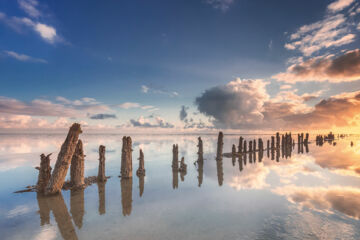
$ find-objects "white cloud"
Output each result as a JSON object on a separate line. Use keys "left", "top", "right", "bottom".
{"left": 129, "top": 116, "right": 174, "bottom": 128}
{"left": 3, "top": 50, "right": 47, "bottom": 63}
{"left": 141, "top": 85, "right": 179, "bottom": 97}
{"left": 205, "top": 0, "right": 234, "bottom": 12}
{"left": 34, "top": 23, "right": 57, "bottom": 43}
{"left": 285, "top": 14, "right": 356, "bottom": 56}
{"left": 18, "top": 0, "right": 41, "bottom": 18}
{"left": 327, "top": 0, "right": 355, "bottom": 13}
{"left": 141, "top": 85, "right": 149, "bottom": 93}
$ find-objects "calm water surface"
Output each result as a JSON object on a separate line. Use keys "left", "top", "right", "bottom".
{"left": 1, "top": 134, "right": 360, "bottom": 240}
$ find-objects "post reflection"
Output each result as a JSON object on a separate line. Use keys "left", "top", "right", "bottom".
{"left": 70, "top": 188, "right": 85, "bottom": 229}
{"left": 97, "top": 181, "right": 106, "bottom": 215}
{"left": 121, "top": 178, "right": 133, "bottom": 216}
{"left": 216, "top": 159, "right": 224, "bottom": 186}
{"left": 138, "top": 175, "right": 145, "bottom": 197}
{"left": 36, "top": 193, "right": 50, "bottom": 226}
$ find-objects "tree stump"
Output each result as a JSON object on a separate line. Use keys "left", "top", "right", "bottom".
{"left": 36, "top": 153, "right": 52, "bottom": 193}
{"left": 121, "top": 136, "right": 133, "bottom": 178}
{"left": 70, "top": 140, "right": 85, "bottom": 188}
{"left": 46, "top": 123, "right": 82, "bottom": 195}
{"left": 98, "top": 145, "right": 106, "bottom": 182}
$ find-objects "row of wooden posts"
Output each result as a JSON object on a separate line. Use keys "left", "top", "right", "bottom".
{"left": 35, "top": 123, "right": 311, "bottom": 195}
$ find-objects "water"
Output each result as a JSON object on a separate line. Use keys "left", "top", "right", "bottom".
{"left": 1, "top": 134, "right": 360, "bottom": 240}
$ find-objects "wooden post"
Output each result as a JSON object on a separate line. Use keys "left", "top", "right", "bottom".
{"left": 244, "top": 140, "right": 247, "bottom": 153}
{"left": 253, "top": 139, "right": 256, "bottom": 152}
{"left": 46, "top": 123, "right": 82, "bottom": 195}
{"left": 216, "top": 131, "right": 223, "bottom": 160}
{"left": 271, "top": 136, "right": 275, "bottom": 149}
{"left": 249, "top": 140, "right": 253, "bottom": 153}
{"left": 238, "top": 137, "right": 243, "bottom": 153}
{"left": 121, "top": 136, "right": 132, "bottom": 178}
{"left": 136, "top": 149, "right": 145, "bottom": 176}
{"left": 172, "top": 144, "right": 179, "bottom": 170}
{"left": 98, "top": 145, "right": 106, "bottom": 182}
{"left": 36, "top": 153, "right": 52, "bottom": 193}
{"left": 70, "top": 140, "right": 85, "bottom": 188}
{"left": 276, "top": 132, "right": 280, "bottom": 149}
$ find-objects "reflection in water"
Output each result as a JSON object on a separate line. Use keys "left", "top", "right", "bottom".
{"left": 121, "top": 178, "right": 133, "bottom": 216}
{"left": 138, "top": 175, "right": 145, "bottom": 197}
{"left": 172, "top": 168, "right": 179, "bottom": 189}
{"left": 45, "top": 193, "right": 78, "bottom": 240}
{"left": 238, "top": 156, "right": 243, "bottom": 172}
{"left": 70, "top": 188, "right": 85, "bottom": 229}
{"left": 97, "top": 181, "right": 106, "bottom": 215}
{"left": 216, "top": 159, "right": 224, "bottom": 186}
{"left": 36, "top": 193, "right": 50, "bottom": 226}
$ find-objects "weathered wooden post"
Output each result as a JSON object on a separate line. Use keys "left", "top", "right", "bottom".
{"left": 232, "top": 144, "right": 236, "bottom": 166}
{"left": 197, "top": 137, "right": 204, "bottom": 162}
{"left": 304, "top": 133, "right": 309, "bottom": 144}
{"left": 36, "top": 153, "right": 52, "bottom": 193}
{"left": 238, "top": 136, "right": 243, "bottom": 153}
{"left": 244, "top": 140, "right": 247, "bottom": 153}
{"left": 136, "top": 149, "right": 145, "bottom": 176}
{"left": 271, "top": 136, "right": 275, "bottom": 149}
{"left": 249, "top": 140, "right": 253, "bottom": 153}
{"left": 172, "top": 144, "right": 179, "bottom": 170}
{"left": 98, "top": 145, "right": 106, "bottom": 182}
{"left": 70, "top": 140, "right": 85, "bottom": 188}
{"left": 46, "top": 123, "right": 82, "bottom": 195}
{"left": 276, "top": 132, "right": 280, "bottom": 149}
{"left": 253, "top": 139, "right": 256, "bottom": 152}
{"left": 121, "top": 136, "right": 133, "bottom": 178}
{"left": 216, "top": 131, "right": 224, "bottom": 160}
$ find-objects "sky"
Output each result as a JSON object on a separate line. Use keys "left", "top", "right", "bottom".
{"left": 0, "top": 0, "right": 360, "bottom": 133}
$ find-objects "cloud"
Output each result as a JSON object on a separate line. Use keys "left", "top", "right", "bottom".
{"left": 141, "top": 85, "right": 179, "bottom": 97}
{"left": 129, "top": 116, "right": 174, "bottom": 128}
{"left": 89, "top": 113, "right": 117, "bottom": 120}
{"left": 195, "top": 78, "right": 269, "bottom": 129}
{"left": 327, "top": 0, "right": 355, "bottom": 12}
{"left": 205, "top": 0, "right": 234, "bottom": 12}
{"left": 285, "top": 13, "right": 356, "bottom": 56}
{"left": 3, "top": 50, "right": 47, "bottom": 63}
{"left": 116, "top": 102, "right": 157, "bottom": 111}
{"left": 274, "top": 185, "right": 360, "bottom": 220}
{"left": 179, "top": 105, "right": 188, "bottom": 121}
{"left": 0, "top": 96, "right": 110, "bottom": 117}
{"left": 273, "top": 49, "right": 360, "bottom": 83}
{"left": 18, "top": 0, "right": 41, "bottom": 18}
{"left": 195, "top": 78, "right": 360, "bottom": 130}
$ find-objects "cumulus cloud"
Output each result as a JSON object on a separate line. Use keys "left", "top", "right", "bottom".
{"left": 195, "top": 78, "right": 269, "bottom": 129}
{"left": 129, "top": 116, "right": 174, "bottom": 128}
{"left": 285, "top": 13, "right": 356, "bottom": 56}
{"left": 3, "top": 50, "right": 47, "bottom": 63}
{"left": 89, "top": 113, "right": 117, "bottom": 120}
{"left": 273, "top": 49, "right": 360, "bottom": 83}
{"left": 205, "top": 0, "right": 234, "bottom": 12}
{"left": 195, "top": 78, "right": 360, "bottom": 130}
{"left": 274, "top": 185, "right": 360, "bottom": 219}
{"left": 327, "top": 0, "right": 355, "bottom": 12}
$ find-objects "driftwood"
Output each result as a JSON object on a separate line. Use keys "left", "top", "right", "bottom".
{"left": 121, "top": 136, "right": 133, "bottom": 178}
{"left": 46, "top": 123, "right": 82, "bottom": 195}
{"left": 36, "top": 153, "right": 52, "bottom": 193}
{"left": 98, "top": 145, "right": 106, "bottom": 182}
{"left": 70, "top": 140, "right": 85, "bottom": 188}
{"left": 136, "top": 149, "right": 145, "bottom": 176}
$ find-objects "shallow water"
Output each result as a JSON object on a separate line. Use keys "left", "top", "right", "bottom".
{"left": 1, "top": 133, "right": 360, "bottom": 240}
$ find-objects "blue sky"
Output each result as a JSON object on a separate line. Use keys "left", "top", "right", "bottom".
{"left": 0, "top": 0, "right": 360, "bottom": 132}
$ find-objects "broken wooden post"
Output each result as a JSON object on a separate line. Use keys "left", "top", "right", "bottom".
{"left": 276, "top": 132, "right": 280, "bottom": 149}
{"left": 36, "top": 153, "right": 52, "bottom": 193}
{"left": 271, "top": 136, "right": 275, "bottom": 149}
{"left": 238, "top": 136, "right": 243, "bottom": 153}
{"left": 98, "top": 145, "right": 106, "bottom": 182}
{"left": 70, "top": 140, "right": 85, "bottom": 188}
{"left": 304, "top": 133, "right": 309, "bottom": 144}
{"left": 46, "top": 123, "right": 82, "bottom": 195}
{"left": 172, "top": 144, "right": 179, "bottom": 170}
{"left": 121, "top": 136, "right": 133, "bottom": 178}
{"left": 197, "top": 137, "right": 203, "bottom": 162}
{"left": 136, "top": 149, "right": 145, "bottom": 176}
{"left": 244, "top": 140, "right": 247, "bottom": 153}
{"left": 216, "top": 131, "right": 223, "bottom": 160}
